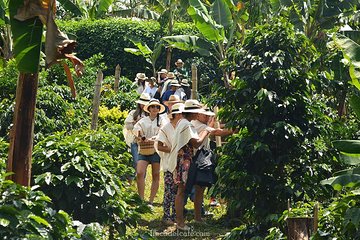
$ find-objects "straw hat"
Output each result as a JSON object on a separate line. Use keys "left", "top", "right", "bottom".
{"left": 164, "top": 95, "right": 183, "bottom": 106}
{"left": 175, "top": 59, "right": 184, "bottom": 66}
{"left": 146, "top": 76, "right": 156, "bottom": 82}
{"left": 143, "top": 99, "right": 166, "bottom": 114}
{"left": 136, "top": 73, "right": 147, "bottom": 81}
{"left": 169, "top": 79, "right": 181, "bottom": 87}
{"left": 180, "top": 79, "right": 190, "bottom": 87}
{"left": 182, "top": 99, "right": 205, "bottom": 113}
{"left": 201, "top": 106, "right": 215, "bottom": 116}
{"left": 167, "top": 72, "right": 176, "bottom": 79}
{"left": 158, "top": 69, "right": 168, "bottom": 74}
{"left": 170, "top": 103, "right": 184, "bottom": 114}
{"left": 135, "top": 92, "right": 151, "bottom": 105}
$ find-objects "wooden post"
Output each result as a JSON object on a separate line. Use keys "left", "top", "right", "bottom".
{"left": 114, "top": 64, "right": 121, "bottom": 93}
{"left": 313, "top": 202, "right": 318, "bottom": 232}
{"left": 214, "top": 106, "right": 222, "bottom": 147}
{"left": 191, "top": 63, "right": 198, "bottom": 99}
{"left": 91, "top": 70, "right": 103, "bottom": 130}
{"left": 287, "top": 217, "right": 314, "bottom": 240}
{"left": 7, "top": 73, "right": 39, "bottom": 186}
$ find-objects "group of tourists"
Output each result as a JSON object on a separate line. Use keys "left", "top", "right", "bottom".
{"left": 123, "top": 59, "right": 232, "bottom": 231}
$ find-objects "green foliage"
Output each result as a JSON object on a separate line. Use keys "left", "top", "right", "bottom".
{"left": 32, "top": 130, "right": 146, "bottom": 236}
{"left": 0, "top": 138, "right": 8, "bottom": 173}
{"left": 210, "top": 17, "right": 342, "bottom": 229}
{"left": 98, "top": 106, "right": 128, "bottom": 125}
{"left": 58, "top": 18, "right": 199, "bottom": 76}
{"left": 0, "top": 59, "right": 18, "bottom": 99}
{"left": 0, "top": 173, "right": 81, "bottom": 239}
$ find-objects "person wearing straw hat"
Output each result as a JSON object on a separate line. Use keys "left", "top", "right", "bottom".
{"left": 155, "top": 102, "right": 184, "bottom": 225}
{"left": 167, "top": 99, "right": 211, "bottom": 231}
{"left": 157, "top": 68, "right": 168, "bottom": 84}
{"left": 160, "top": 72, "right": 177, "bottom": 97}
{"left": 179, "top": 79, "right": 191, "bottom": 100}
{"left": 143, "top": 77, "right": 158, "bottom": 98}
{"left": 163, "top": 94, "right": 183, "bottom": 113}
{"left": 124, "top": 93, "right": 151, "bottom": 180}
{"left": 161, "top": 79, "right": 182, "bottom": 105}
{"left": 133, "top": 99, "right": 166, "bottom": 206}
{"left": 173, "top": 59, "right": 189, "bottom": 81}
{"left": 133, "top": 73, "right": 148, "bottom": 95}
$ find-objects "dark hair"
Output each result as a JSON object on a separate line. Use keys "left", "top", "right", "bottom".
{"left": 133, "top": 104, "right": 143, "bottom": 121}
{"left": 156, "top": 114, "right": 160, "bottom": 127}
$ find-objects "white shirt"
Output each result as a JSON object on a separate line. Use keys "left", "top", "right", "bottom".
{"left": 133, "top": 116, "right": 166, "bottom": 139}
{"left": 155, "top": 122, "right": 175, "bottom": 171}
{"left": 123, "top": 110, "right": 147, "bottom": 146}
{"left": 143, "top": 85, "right": 158, "bottom": 98}
{"left": 191, "top": 120, "right": 214, "bottom": 150}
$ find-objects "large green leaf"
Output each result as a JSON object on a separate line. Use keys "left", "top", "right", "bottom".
{"left": 321, "top": 174, "right": 360, "bottom": 190}
{"left": 162, "top": 35, "right": 212, "bottom": 56}
{"left": 333, "top": 140, "right": 360, "bottom": 154}
{"left": 333, "top": 34, "right": 360, "bottom": 91}
{"left": 96, "top": 0, "right": 115, "bottom": 18}
{"left": 57, "top": 0, "right": 82, "bottom": 17}
{"left": 212, "top": 0, "right": 232, "bottom": 28}
{"left": 9, "top": 0, "right": 43, "bottom": 73}
{"left": 349, "top": 94, "right": 360, "bottom": 120}
{"left": 187, "top": 0, "right": 225, "bottom": 42}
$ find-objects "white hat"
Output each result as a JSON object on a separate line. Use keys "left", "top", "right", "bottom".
{"left": 135, "top": 92, "right": 151, "bottom": 105}
{"left": 167, "top": 72, "right": 176, "bottom": 79}
{"left": 175, "top": 59, "right": 184, "bottom": 65}
{"left": 164, "top": 95, "right": 183, "bottom": 106}
{"left": 180, "top": 79, "right": 190, "bottom": 87}
{"left": 170, "top": 103, "right": 184, "bottom": 114}
{"left": 136, "top": 73, "right": 147, "bottom": 80}
{"left": 158, "top": 69, "right": 168, "bottom": 74}
{"left": 182, "top": 99, "right": 206, "bottom": 113}
{"left": 201, "top": 106, "right": 215, "bottom": 116}
{"left": 170, "top": 79, "right": 181, "bottom": 87}
{"left": 143, "top": 99, "right": 166, "bottom": 114}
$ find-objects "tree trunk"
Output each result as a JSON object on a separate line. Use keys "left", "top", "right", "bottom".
{"left": 114, "top": 64, "right": 121, "bottom": 93}
{"left": 287, "top": 217, "right": 314, "bottom": 240}
{"left": 191, "top": 63, "right": 198, "bottom": 99}
{"left": 7, "top": 73, "right": 39, "bottom": 186}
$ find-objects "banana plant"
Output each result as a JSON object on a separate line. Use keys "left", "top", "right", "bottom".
{"left": 162, "top": 0, "right": 248, "bottom": 87}
{"left": 7, "top": 0, "right": 83, "bottom": 186}
{"left": 57, "top": 0, "right": 115, "bottom": 19}
{"left": 124, "top": 37, "right": 163, "bottom": 76}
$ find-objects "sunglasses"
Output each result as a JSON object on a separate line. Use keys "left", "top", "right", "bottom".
{"left": 149, "top": 105, "right": 160, "bottom": 109}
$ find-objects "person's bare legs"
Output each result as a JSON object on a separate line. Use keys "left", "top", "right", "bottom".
{"left": 194, "top": 185, "right": 206, "bottom": 221}
{"left": 149, "top": 162, "right": 160, "bottom": 204}
{"left": 136, "top": 160, "right": 149, "bottom": 200}
{"left": 175, "top": 183, "right": 185, "bottom": 227}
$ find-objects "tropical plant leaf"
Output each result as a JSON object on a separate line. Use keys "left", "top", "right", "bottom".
{"left": 187, "top": 0, "right": 225, "bottom": 42}
{"left": 321, "top": 174, "right": 360, "bottom": 190}
{"left": 96, "top": 0, "right": 115, "bottom": 18}
{"left": 349, "top": 94, "right": 360, "bottom": 120}
{"left": 212, "top": 0, "right": 232, "bottom": 28}
{"left": 57, "top": 0, "right": 82, "bottom": 17}
{"left": 333, "top": 140, "right": 360, "bottom": 154}
{"left": 163, "top": 35, "right": 212, "bottom": 56}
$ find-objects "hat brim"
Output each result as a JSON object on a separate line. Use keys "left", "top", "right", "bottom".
{"left": 181, "top": 83, "right": 190, "bottom": 87}
{"left": 182, "top": 108, "right": 205, "bottom": 113}
{"left": 201, "top": 111, "right": 215, "bottom": 116}
{"left": 164, "top": 100, "right": 183, "bottom": 106}
{"left": 136, "top": 100, "right": 150, "bottom": 105}
{"left": 143, "top": 103, "right": 166, "bottom": 114}
{"left": 170, "top": 84, "right": 181, "bottom": 87}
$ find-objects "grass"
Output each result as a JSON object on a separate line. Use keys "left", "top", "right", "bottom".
{"left": 133, "top": 167, "right": 232, "bottom": 239}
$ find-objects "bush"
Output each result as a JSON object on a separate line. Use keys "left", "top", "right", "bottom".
{"left": 210, "top": 17, "right": 343, "bottom": 230}
{"left": 32, "top": 131, "right": 146, "bottom": 236}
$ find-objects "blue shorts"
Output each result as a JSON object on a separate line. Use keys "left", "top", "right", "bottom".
{"left": 138, "top": 153, "right": 161, "bottom": 164}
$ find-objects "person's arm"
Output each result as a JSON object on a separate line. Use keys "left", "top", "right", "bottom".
{"left": 157, "top": 141, "right": 171, "bottom": 153}
{"left": 189, "top": 129, "right": 210, "bottom": 148}
{"left": 210, "top": 128, "right": 233, "bottom": 137}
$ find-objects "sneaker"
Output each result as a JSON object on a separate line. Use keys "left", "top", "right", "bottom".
{"left": 148, "top": 203, "right": 154, "bottom": 211}
{"left": 176, "top": 224, "right": 190, "bottom": 231}
{"left": 209, "top": 198, "right": 220, "bottom": 207}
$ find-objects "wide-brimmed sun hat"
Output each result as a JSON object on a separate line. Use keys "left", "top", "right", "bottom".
{"left": 135, "top": 92, "right": 151, "bottom": 105}
{"left": 167, "top": 72, "right": 176, "bottom": 79}
{"left": 170, "top": 79, "right": 181, "bottom": 87}
{"left": 146, "top": 76, "right": 156, "bottom": 82}
{"left": 158, "top": 69, "right": 168, "bottom": 74}
{"left": 182, "top": 99, "right": 206, "bottom": 113}
{"left": 175, "top": 59, "right": 184, "bottom": 65}
{"left": 143, "top": 99, "right": 166, "bottom": 114}
{"left": 180, "top": 79, "right": 190, "bottom": 87}
{"left": 170, "top": 103, "right": 184, "bottom": 114}
{"left": 136, "top": 73, "right": 147, "bottom": 81}
{"left": 201, "top": 105, "right": 215, "bottom": 116}
{"left": 164, "top": 95, "right": 183, "bottom": 106}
